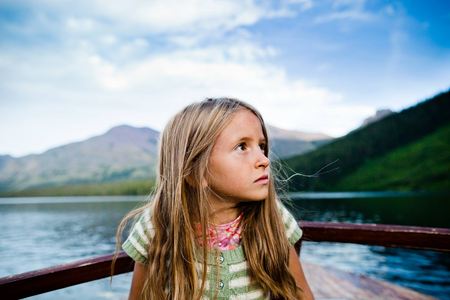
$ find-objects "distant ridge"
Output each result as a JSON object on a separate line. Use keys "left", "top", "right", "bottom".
{"left": 268, "top": 125, "right": 333, "bottom": 159}
{"left": 0, "top": 125, "right": 160, "bottom": 192}
{"left": 360, "top": 109, "right": 394, "bottom": 128}
{"left": 0, "top": 124, "right": 331, "bottom": 194}
{"left": 267, "top": 125, "right": 332, "bottom": 141}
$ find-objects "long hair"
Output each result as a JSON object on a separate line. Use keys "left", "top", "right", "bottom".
{"left": 114, "top": 98, "right": 300, "bottom": 299}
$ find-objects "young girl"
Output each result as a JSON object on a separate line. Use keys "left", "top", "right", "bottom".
{"left": 116, "top": 98, "right": 314, "bottom": 300}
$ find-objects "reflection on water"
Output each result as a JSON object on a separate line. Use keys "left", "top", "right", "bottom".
{"left": 0, "top": 194, "right": 448, "bottom": 299}
{"left": 289, "top": 191, "right": 450, "bottom": 228}
{"left": 287, "top": 192, "right": 450, "bottom": 299}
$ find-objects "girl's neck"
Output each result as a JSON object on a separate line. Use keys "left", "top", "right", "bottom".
{"left": 209, "top": 205, "right": 240, "bottom": 225}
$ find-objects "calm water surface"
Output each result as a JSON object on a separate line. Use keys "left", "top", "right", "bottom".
{"left": 0, "top": 193, "right": 448, "bottom": 299}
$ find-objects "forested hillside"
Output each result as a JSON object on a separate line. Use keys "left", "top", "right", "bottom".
{"left": 333, "top": 123, "right": 450, "bottom": 191}
{"left": 284, "top": 90, "right": 450, "bottom": 191}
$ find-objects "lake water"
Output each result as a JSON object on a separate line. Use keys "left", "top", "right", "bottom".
{"left": 0, "top": 193, "right": 449, "bottom": 299}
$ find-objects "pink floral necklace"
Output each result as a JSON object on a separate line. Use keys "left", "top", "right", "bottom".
{"left": 196, "top": 213, "right": 243, "bottom": 251}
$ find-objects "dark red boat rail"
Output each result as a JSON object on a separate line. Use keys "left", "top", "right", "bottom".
{"left": 1, "top": 221, "right": 449, "bottom": 299}
{"left": 297, "top": 221, "right": 450, "bottom": 252}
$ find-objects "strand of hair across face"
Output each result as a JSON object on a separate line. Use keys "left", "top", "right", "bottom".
{"left": 278, "top": 159, "right": 340, "bottom": 182}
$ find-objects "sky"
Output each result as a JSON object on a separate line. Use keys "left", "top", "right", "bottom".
{"left": 1, "top": 0, "right": 449, "bottom": 157}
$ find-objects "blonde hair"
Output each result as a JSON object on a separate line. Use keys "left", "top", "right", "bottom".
{"left": 114, "top": 98, "right": 300, "bottom": 299}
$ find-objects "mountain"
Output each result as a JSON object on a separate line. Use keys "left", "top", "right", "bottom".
{"left": 0, "top": 124, "right": 331, "bottom": 194}
{"left": 268, "top": 125, "right": 333, "bottom": 159}
{"left": 268, "top": 125, "right": 331, "bottom": 141}
{"left": 0, "top": 125, "right": 159, "bottom": 192}
{"left": 360, "top": 109, "right": 394, "bottom": 127}
{"left": 284, "top": 90, "right": 450, "bottom": 191}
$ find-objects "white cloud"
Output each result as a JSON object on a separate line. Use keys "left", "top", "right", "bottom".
{"left": 314, "top": 0, "right": 375, "bottom": 24}
{"left": 91, "top": 0, "right": 312, "bottom": 32}
{"left": 314, "top": 10, "right": 374, "bottom": 23}
{"left": 65, "top": 17, "right": 97, "bottom": 32}
{"left": 0, "top": 0, "right": 377, "bottom": 156}
{"left": 15, "top": 0, "right": 311, "bottom": 39}
{"left": 0, "top": 35, "right": 372, "bottom": 156}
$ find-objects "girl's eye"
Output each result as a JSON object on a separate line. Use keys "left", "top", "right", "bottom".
{"left": 259, "top": 143, "right": 266, "bottom": 151}
{"left": 237, "top": 143, "right": 247, "bottom": 151}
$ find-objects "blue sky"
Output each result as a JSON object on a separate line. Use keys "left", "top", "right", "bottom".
{"left": 1, "top": 0, "right": 449, "bottom": 157}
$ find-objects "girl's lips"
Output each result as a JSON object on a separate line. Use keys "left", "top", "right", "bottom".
{"left": 255, "top": 175, "right": 269, "bottom": 183}
{"left": 255, "top": 178, "right": 269, "bottom": 184}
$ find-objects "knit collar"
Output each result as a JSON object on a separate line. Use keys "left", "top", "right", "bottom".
{"left": 196, "top": 212, "right": 243, "bottom": 251}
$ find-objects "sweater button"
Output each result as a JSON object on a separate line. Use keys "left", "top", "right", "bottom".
{"left": 218, "top": 280, "right": 224, "bottom": 289}
{"left": 218, "top": 253, "right": 224, "bottom": 264}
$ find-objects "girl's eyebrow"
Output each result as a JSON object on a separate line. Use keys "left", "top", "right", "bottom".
{"left": 235, "top": 136, "right": 266, "bottom": 143}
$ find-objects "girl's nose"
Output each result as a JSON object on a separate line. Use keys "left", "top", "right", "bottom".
{"left": 256, "top": 152, "right": 270, "bottom": 168}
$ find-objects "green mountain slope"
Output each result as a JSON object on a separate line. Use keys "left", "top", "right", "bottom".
{"left": 283, "top": 90, "right": 450, "bottom": 191}
{"left": 333, "top": 123, "right": 450, "bottom": 191}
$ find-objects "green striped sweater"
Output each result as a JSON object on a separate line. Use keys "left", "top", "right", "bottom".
{"left": 122, "top": 202, "right": 303, "bottom": 299}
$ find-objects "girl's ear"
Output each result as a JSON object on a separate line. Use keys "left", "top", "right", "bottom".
{"left": 201, "top": 178, "right": 208, "bottom": 188}
{"left": 185, "top": 174, "right": 195, "bottom": 187}
{"left": 185, "top": 174, "right": 208, "bottom": 189}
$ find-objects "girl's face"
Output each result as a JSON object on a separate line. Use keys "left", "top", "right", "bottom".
{"left": 206, "top": 108, "right": 270, "bottom": 205}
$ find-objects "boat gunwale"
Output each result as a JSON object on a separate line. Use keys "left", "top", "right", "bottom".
{"left": 1, "top": 221, "right": 449, "bottom": 299}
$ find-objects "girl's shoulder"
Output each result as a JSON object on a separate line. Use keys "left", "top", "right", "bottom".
{"left": 276, "top": 200, "right": 303, "bottom": 245}
{"left": 122, "top": 205, "right": 155, "bottom": 264}
{"left": 138, "top": 206, "right": 154, "bottom": 232}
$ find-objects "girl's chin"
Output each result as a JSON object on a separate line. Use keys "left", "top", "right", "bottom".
{"left": 241, "top": 195, "right": 268, "bottom": 202}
